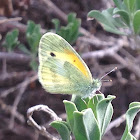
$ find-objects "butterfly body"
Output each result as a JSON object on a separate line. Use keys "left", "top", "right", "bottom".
{"left": 38, "top": 32, "right": 101, "bottom": 98}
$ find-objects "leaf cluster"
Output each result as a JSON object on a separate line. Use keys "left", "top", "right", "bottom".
{"left": 88, "top": 0, "right": 140, "bottom": 35}
{"left": 19, "top": 21, "right": 41, "bottom": 70}
{"left": 51, "top": 94, "right": 140, "bottom": 140}
{"left": 3, "top": 29, "right": 20, "bottom": 52}
{"left": 3, "top": 20, "right": 41, "bottom": 70}
{"left": 52, "top": 13, "right": 81, "bottom": 45}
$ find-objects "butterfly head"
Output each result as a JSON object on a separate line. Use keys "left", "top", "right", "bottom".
{"left": 92, "top": 79, "right": 102, "bottom": 91}
{"left": 88, "top": 67, "right": 117, "bottom": 98}
{"left": 82, "top": 79, "right": 101, "bottom": 98}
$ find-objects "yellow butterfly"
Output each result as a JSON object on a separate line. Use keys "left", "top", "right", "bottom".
{"left": 38, "top": 32, "right": 101, "bottom": 98}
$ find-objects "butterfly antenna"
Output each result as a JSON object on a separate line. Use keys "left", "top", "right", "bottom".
{"left": 99, "top": 67, "right": 117, "bottom": 81}
{"left": 97, "top": 90, "right": 103, "bottom": 94}
{"left": 101, "top": 79, "right": 112, "bottom": 82}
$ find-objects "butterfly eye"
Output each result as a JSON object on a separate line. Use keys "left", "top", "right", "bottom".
{"left": 50, "top": 52, "right": 56, "bottom": 57}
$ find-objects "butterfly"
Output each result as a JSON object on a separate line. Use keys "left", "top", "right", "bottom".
{"left": 38, "top": 32, "right": 102, "bottom": 98}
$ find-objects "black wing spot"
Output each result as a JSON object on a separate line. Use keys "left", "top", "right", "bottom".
{"left": 50, "top": 52, "right": 56, "bottom": 57}
{"left": 73, "top": 60, "right": 76, "bottom": 62}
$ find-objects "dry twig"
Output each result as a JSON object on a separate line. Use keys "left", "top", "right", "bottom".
{"left": 0, "top": 74, "right": 38, "bottom": 128}
{"left": 82, "top": 39, "right": 124, "bottom": 59}
{"left": 9, "top": 77, "right": 29, "bottom": 128}
{"left": 78, "top": 36, "right": 114, "bottom": 48}
{"left": 0, "top": 16, "right": 46, "bottom": 33}
{"left": 113, "top": 53, "right": 140, "bottom": 78}
{"left": 106, "top": 114, "right": 125, "bottom": 133}
{"left": 2, "top": 74, "right": 37, "bottom": 128}
{"left": 0, "top": 98, "right": 25, "bottom": 123}
{"left": 0, "top": 52, "right": 31, "bottom": 65}
{"left": 27, "top": 104, "right": 61, "bottom": 140}
{"left": 0, "top": 71, "right": 30, "bottom": 86}
{"left": 0, "top": 73, "right": 37, "bottom": 98}
{"left": 0, "top": 17, "right": 22, "bottom": 24}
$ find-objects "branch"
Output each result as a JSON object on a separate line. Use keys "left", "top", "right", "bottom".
{"left": 0, "top": 17, "right": 46, "bottom": 33}
{"left": 27, "top": 105, "right": 62, "bottom": 140}
{"left": 82, "top": 39, "right": 124, "bottom": 59}
{"left": 78, "top": 36, "right": 114, "bottom": 48}
{"left": 1, "top": 74, "right": 38, "bottom": 128}
{"left": 9, "top": 77, "right": 29, "bottom": 128}
{"left": 106, "top": 114, "right": 125, "bottom": 132}
{"left": 0, "top": 73, "right": 37, "bottom": 98}
{"left": 42, "top": 0, "right": 67, "bottom": 21}
{"left": 0, "top": 98, "right": 25, "bottom": 123}
{"left": 0, "top": 52, "right": 31, "bottom": 65}
{"left": 0, "top": 17, "right": 22, "bottom": 24}
{"left": 113, "top": 53, "right": 140, "bottom": 78}
{"left": 0, "top": 73, "right": 38, "bottom": 129}
{"left": 0, "top": 71, "right": 30, "bottom": 87}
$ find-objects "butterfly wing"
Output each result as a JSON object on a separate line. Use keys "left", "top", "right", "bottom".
{"left": 38, "top": 32, "right": 93, "bottom": 96}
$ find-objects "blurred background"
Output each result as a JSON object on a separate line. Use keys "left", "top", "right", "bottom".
{"left": 0, "top": 0, "right": 140, "bottom": 140}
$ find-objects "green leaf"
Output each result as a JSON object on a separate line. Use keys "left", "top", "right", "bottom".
{"left": 136, "top": 0, "right": 140, "bottom": 10}
{"left": 53, "top": 13, "right": 80, "bottom": 45}
{"left": 68, "top": 19, "right": 81, "bottom": 44}
{"left": 96, "top": 95, "right": 116, "bottom": 136}
{"left": 30, "top": 59, "right": 38, "bottom": 71}
{"left": 52, "top": 19, "right": 60, "bottom": 33}
{"left": 121, "top": 102, "right": 140, "bottom": 140}
{"left": 88, "top": 98, "right": 96, "bottom": 116}
{"left": 26, "top": 20, "right": 35, "bottom": 36}
{"left": 59, "top": 25, "right": 71, "bottom": 42}
{"left": 50, "top": 121, "right": 71, "bottom": 140}
{"left": 4, "top": 29, "right": 19, "bottom": 52}
{"left": 126, "top": 102, "right": 140, "bottom": 131}
{"left": 96, "top": 94, "right": 105, "bottom": 101}
{"left": 124, "top": 0, "right": 136, "bottom": 12}
{"left": 68, "top": 13, "right": 76, "bottom": 23}
{"left": 25, "top": 20, "right": 41, "bottom": 71}
{"left": 102, "top": 8, "right": 125, "bottom": 28}
{"left": 88, "top": 10, "right": 126, "bottom": 35}
{"left": 26, "top": 20, "right": 41, "bottom": 54}
{"left": 88, "top": 10, "right": 113, "bottom": 28}
{"left": 113, "top": 8, "right": 130, "bottom": 26}
{"left": 129, "top": 102, "right": 140, "bottom": 108}
{"left": 83, "top": 97, "right": 90, "bottom": 104}
{"left": 71, "top": 95, "right": 87, "bottom": 111}
{"left": 125, "top": 132, "right": 137, "bottom": 140}
{"left": 114, "top": 17, "right": 127, "bottom": 28}
{"left": 102, "top": 22, "right": 125, "bottom": 35}
{"left": 73, "top": 109, "right": 101, "bottom": 140}
{"left": 113, "top": 0, "right": 123, "bottom": 9}
{"left": 18, "top": 44, "right": 31, "bottom": 55}
{"left": 87, "top": 94, "right": 105, "bottom": 119}
{"left": 66, "top": 13, "right": 81, "bottom": 44}
{"left": 133, "top": 10, "right": 140, "bottom": 34}
{"left": 63, "top": 100, "right": 78, "bottom": 132}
